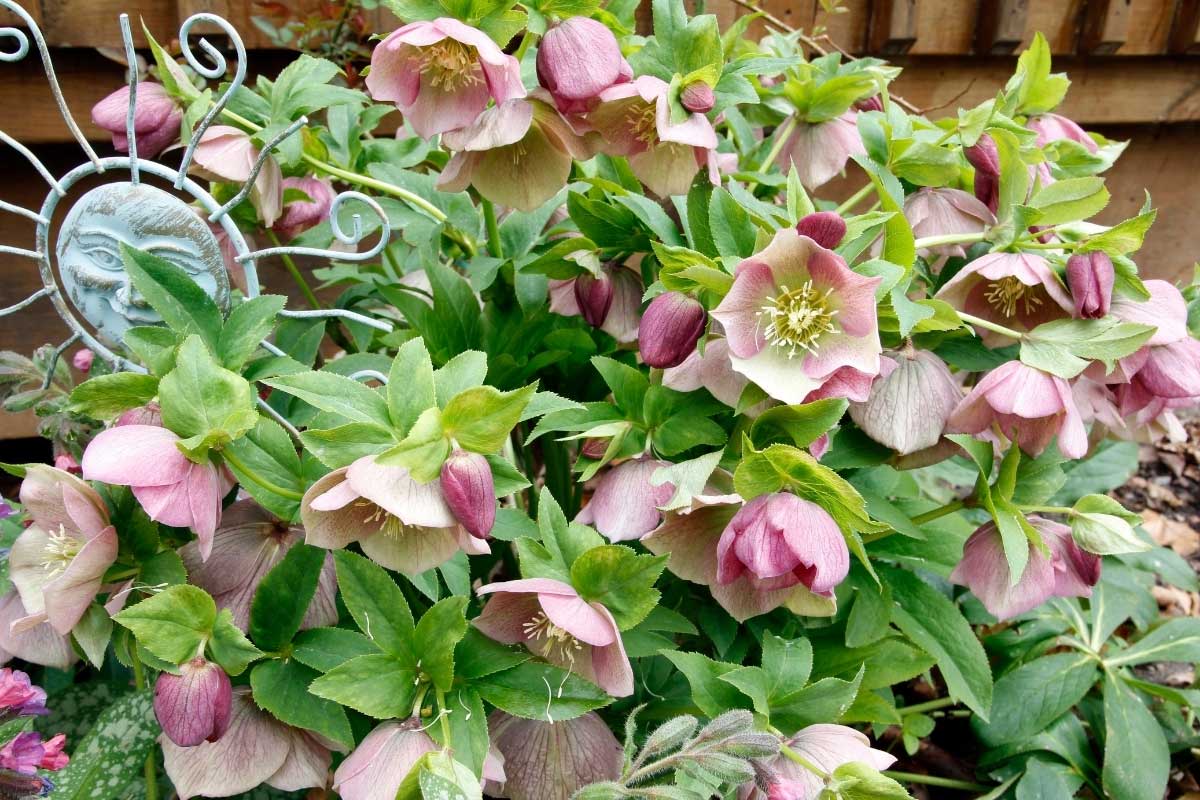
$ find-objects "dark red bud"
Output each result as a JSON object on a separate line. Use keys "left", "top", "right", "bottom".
{"left": 638, "top": 292, "right": 707, "bottom": 368}
{"left": 854, "top": 95, "right": 883, "bottom": 113}
{"left": 574, "top": 270, "right": 614, "bottom": 328}
{"left": 965, "top": 134, "right": 1000, "bottom": 178}
{"left": 1066, "top": 251, "right": 1115, "bottom": 319}
{"left": 580, "top": 438, "right": 609, "bottom": 460}
{"left": 795, "top": 211, "right": 847, "bottom": 250}
{"left": 440, "top": 450, "right": 496, "bottom": 539}
{"left": 680, "top": 82, "right": 715, "bottom": 114}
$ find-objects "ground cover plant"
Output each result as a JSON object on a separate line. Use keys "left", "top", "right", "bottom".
{"left": 0, "top": 0, "right": 1199, "bottom": 798}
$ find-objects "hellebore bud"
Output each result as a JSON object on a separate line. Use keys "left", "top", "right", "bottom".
{"left": 440, "top": 450, "right": 496, "bottom": 539}
{"left": 580, "top": 438, "right": 610, "bottom": 460}
{"left": 537, "top": 17, "right": 624, "bottom": 104}
{"left": 965, "top": 134, "right": 1000, "bottom": 213}
{"left": 795, "top": 211, "right": 847, "bottom": 250}
{"left": 854, "top": 95, "right": 883, "bottom": 112}
{"left": 1066, "top": 251, "right": 1115, "bottom": 319}
{"left": 638, "top": 292, "right": 706, "bottom": 368}
{"left": 153, "top": 658, "right": 232, "bottom": 747}
{"left": 574, "top": 270, "right": 615, "bottom": 328}
{"left": 72, "top": 349, "right": 94, "bottom": 372}
{"left": 679, "top": 81, "right": 715, "bottom": 114}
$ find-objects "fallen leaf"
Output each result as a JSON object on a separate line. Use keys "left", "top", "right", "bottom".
{"left": 1140, "top": 509, "right": 1200, "bottom": 556}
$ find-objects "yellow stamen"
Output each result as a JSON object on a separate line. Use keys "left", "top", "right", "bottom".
{"left": 522, "top": 612, "right": 582, "bottom": 664}
{"left": 419, "top": 40, "right": 483, "bottom": 91}
{"left": 42, "top": 524, "right": 80, "bottom": 579}
{"left": 624, "top": 102, "right": 659, "bottom": 147}
{"left": 984, "top": 276, "right": 1043, "bottom": 318}
{"left": 757, "top": 280, "right": 839, "bottom": 359}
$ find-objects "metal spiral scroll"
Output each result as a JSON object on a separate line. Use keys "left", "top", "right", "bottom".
{"left": 0, "top": 3, "right": 398, "bottom": 395}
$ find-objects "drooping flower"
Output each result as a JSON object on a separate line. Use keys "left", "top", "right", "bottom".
{"left": 332, "top": 719, "right": 436, "bottom": 800}
{"left": 951, "top": 516, "right": 1100, "bottom": 620}
{"left": 947, "top": 360, "right": 1087, "bottom": 458}
{"left": 274, "top": 177, "right": 335, "bottom": 241}
{"left": 0, "top": 669, "right": 48, "bottom": 718}
{"left": 743, "top": 724, "right": 895, "bottom": 800}
{"left": 638, "top": 292, "right": 707, "bottom": 368}
{"left": 1109, "top": 282, "right": 1200, "bottom": 401}
{"left": 81, "top": 424, "right": 235, "bottom": 560}
{"left": 366, "top": 18, "right": 525, "bottom": 139}
{"left": 190, "top": 126, "right": 283, "bottom": 227}
{"left": 711, "top": 228, "right": 882, "bottom": 405}
{"left": 440, "top": 450, "right": 497, "bottom": 538}
{"left": 663, "top": 337, "right": 757, "bottom": 411}
{"left": 773, "top": 113, "right": 865, "bottom": 190}
{"left": 935, "top": 251, "right": 1073, "bottom": 344}
{"left": 1027, "top": 112, "right": 1098, "bottom": 154}
{"left": 474, "top": 578, "right": 633, "bottom": 697}
{"left": 1065, "top": 251, "right": 1114, "bottom": 319}
{"left": 904, "top": 187, "right": 995, "bottom": 259}
{"left": 180, "top": 499, "right": 337, "bottom": 632}
{"left": 154, "top": 657, "right": 233, "bottom": 747}
{"left": 537, "top": 18, "right": 629, "bottom": 114}
{"left": 573, "top": 268, "right": 615, "bottom": 328}
{"left": 301, "top": 455, "right": 488, "bottom": 575}
{"left": 0, "top": 592, "right": 75, "bottom": 671}
{"left": 161, "top": 688, "right": 332, "bottom": 800}
{"left": 438, "top": 96, "right": 596, "bottom": 211}
{"left": 487, "top": 711, "right": 623, "bottom": 800}
{"left": 849, "top": 348, "right": 961, "bottom": 455}
{"left": 7, "top": 465, "right": 117, "bottom": 635}
{"left": 91, "top": 82, "right": 182, "bottom": 158}
{"left": 575, "top": 457, "right": 675, "bottom": 542}
{"left": 965, "top": 133, "right": 1000, "bottom": 213}
{"left": 794, "top": 211, "right": 847, "bottom": 250}
{"left": 549, "top": 263, "right": 643, "bottom": 343}
{"left": 588, "top": 76, "right": 719, "bottom": 197}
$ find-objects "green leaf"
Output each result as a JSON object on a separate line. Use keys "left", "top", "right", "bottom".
{"left": 389, "top": 337, "right": 436, "bottom": 433}
{"left": 828, "top": 761, "right": 914, "bottom": 800}
{"left": 1107, "top": 617, "right": 1200, "bottom": 667}
{"left": 217, "top": 294, "right": 286, "bottom": 370}
{"left": 708, "top": 186, "right": 759, "bottom": 258}
{"left": 1102, "top": 673, "right": 1169, "bottom": 800}
{"left": 223, "top": 416, "right": 304, "bottom": 520}
{"left": 434, "top": 350, "right": 489, "bottom": 406}
{"left": 1028, "top": 176, "right": 1109, "bottom": 226}
{"left": 762, "top": 634, "right": 814, "bottom": 702}
{"left": 881, "top": 566, "right": 993, "bottom": 719}
{"left": 250, "top": 658, "right": 354, "bottom": 747}
{"left": 68, "top": 373, "right": 160, "bottom": 418}
{"left": 971, "top": 652, "right": 1097, "bottom": 746}
{"left": 749, "top": 399, "right": 848, "bottom": 449}
{"left": 414, "top": 597, "right": 469, "bottom": 691}
{"left": 1081, "top": 208, "right": 1156, "bottom": 257}
{"left": 124, "top": 326, "right": 181, "bottom": 375}
{"left": 375, "top": 406, "right": 450, "bottom": 481}
{"left": 308, "top": 653, "right": 418, "bottom": 718}
{"left": 455, "top": 627, "right": 530, "bottom": 680}
{"left": 208, "top": 609, "right": 263, "bottom": 675}
{"left": 435, "top": 687, "right": 489, "bottom": 777}
{"left": 332, "top": 550, "right": 415, "bottom": 661}
{"left": 474, "top": 661, "right": 612, "bottom": 721}
{"left": 113, "top": 584, "right": 215, "bottom": 665}
{"left": 159, "top": 335, "right": 258, "bottom": 455}
{"left": 661, "top": 651, "right": 752, "bottom": 717}
{"left": 120, "top": 243, "right": 223, "bottom": 348}
{"left": 570, "top": 545, "right": 667, "bottom": 630}
{"left": 852, "top": 156, "right": 915, "bottom": 271}
{"left": 1008, "top": 33, "right": 1069, "bottom": 115}
{"left": 291, "top": 626, "right": 381, "bottom": 672}
{"left": 300, "top": 423, "right": 396, "bottom": 469}
{"left": 45, "top": 690, "right": 158, "bottom": 800}
{"left": 415, "top": 752, "right": 483, "bottom": 800}
{"left": 72, "top": 604, "right": 113, "bottom": 669}
{"left": 771, "top": 667, "right": 864, "bottom": 731}
{"left": 652, "top": 242, "right": 733, "bottom": 296}
{"left": 249, "top": 543, "right": 326, "bottom": 651}
{"left": 263, "top": 370, "right": 392, "bottom": 427}
{"left": 1070, "top": 494, "right": 1149, "bottom": 555}
{"left": 591, "top": 356, "right": 649, "bottom": 418}
{"left": 891, "top": 141, "right": 959, "bottom": 187}
{"left": 1020, "top": 317, "right": 1156, "bottom": 379}
{"left": 442, "top": 384, "right": 536, "bottom": 453}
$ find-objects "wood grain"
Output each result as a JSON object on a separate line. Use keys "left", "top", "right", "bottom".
{"left": 976, "top": 0, "right": 1030, "bottom": 54}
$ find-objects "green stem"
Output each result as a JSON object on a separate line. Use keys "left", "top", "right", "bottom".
{"left": 131, "top": 651, "right": 160, "bottom": 800}
{"left": 435, "top": 689, "right": 453, "bottom": 747}
{"left": 957, "top": 311, "right": 1024, "bottom": 341}
{"left": 910, "top": 499, "right": 967, "bottom": 525}
{"left": 884, "top": 771, "right": 992, "bottom": 792}
{"left": 482, "top": 199, "right": 503, "bottom": 258}
{"left": 913, "top": 231, "right": 987, "bottom": 250}
{"left": 1020, "top": 505, "right": 1073, "bottom": 516}
{"left": 513, "top": 30, "right": 538, "bottom": 62}
{"left": 267, "top": 230, "right": 322, "bottom": 309}
{"left": 899, "top": 696, "right": 957, "bottom": 715}
{"left": 221, "top": 449, "right": 305, "bottom": 500}
{"left": 835, "top": 182, "right": 874, "bottom": 215}
{"left": 761, "top": 115, "right": 798, "bottom": 171}
{"left": 1019, "top": 240, "right": 1072, "bottom": 251}
{"left": 780, "top": 743, "right": 828, "bottom": 778}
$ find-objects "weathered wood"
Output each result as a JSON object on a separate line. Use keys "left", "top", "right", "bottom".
{"left": 866, "top": 0, "right": 917, "bottom": 54}
{"left": 1079, "top": 0, "right": 1132, "bottom": 53}
{"left": 36, "top": 0, "right": 176, "bottom": 47}
{"left": 907, "top": 0, "right": 976, "bottom": 54}
{"left": 976, "top": 0, "right": 1029, "bottom": 54}
{"left": 1169, "top": 0, "right": 1200, "bottom": 52}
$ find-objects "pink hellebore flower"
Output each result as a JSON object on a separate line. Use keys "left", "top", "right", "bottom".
{"left": 0, "top": 669, "right": 48, "bottom": 717}
{"left": 744, "top": 725, "right": 895, "bottom": 800}
{"left": 154, "top": 657, "right": 233, "bottom": 747}
{"left": 181, "top": 499, "right": 337, "bottom": 632}
{"left": 576, "top": 457, "right": 675, "bottom": 542}
{"left": 81, "top": 425, "right": 234, "bottom": 561}
{"left": 935, "top": 251, "right": 1072, "bottom": 345}
{"left": 0, "top": 592, "right": 76, "bottom": 671}
{"left": 663, "top": 337, "right": 757, "bottom": 411}
{"left": 474, "top": 578, "right": 634, "bottom": 697}
{"left": 588, "top": 76, "right": 719, "bottom": 197}
{"left": 549, "top": 263, "right": 643, "bottom": 343}
{"left": 1065, "top": 251, "right": 1114, "bottom": 319}
{"left": 332, "top": 719, "right": 436, "bottom": 800}
{"left": 438, "top": 96, "right": 596, "bottom": 211}
{"left": 947, "top": 360, "right": 1087, "bottom": 458}
{"left": 537, "top": 17, "right": 630, "bottom": 114}
{"left": 190, "top": 126, "right": 283, "bottom": 227}
{"left": 1027, "top": 112, "right": 1098, "bottom": 154}
{"left": 301, "top": 455, "right": 488, "bottom": 575}
{"left": 366, "top": 18, "right": 525, "bottom": 139}
{"left": 795, "top": 211, "right": 847, "bottom": 251}
{"left": 487, "top": 710, "right": 623, "bottom": 800}
{"left": 951, "top": 517, "right": 1100, "bottom": 620}
{"left": 774, "top": 113, "right": 865, "bottom": 190}
{"left": 849, "top": 348, "right": 961, "bottom": 455}
{"left": 904, "top": 187, "right": 995, "bottom": 259}
{"left": 966, "top": 133, "right": 1001, "bottom": 213}
{"left": 161, "top": 688, "right": 332, "bottom": 800}
{"left": 91, "top": 82, "right": 182, "bottom": 158}
{"left": 7, "top": 465, "right": 117, "bottom": 635}
{"left": 274, "top": 177, "right": 335, "bottom": 241}
{"left": 639, "top": 292, "right": 707, "bottom": 369}
{"left": 711, "top": 229, "right": 882, "bottom": 405}
{"left": 1108, "top": 281, "right": 1200, "bottom": 401}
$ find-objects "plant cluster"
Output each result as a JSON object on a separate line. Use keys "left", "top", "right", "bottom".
{"left": 1, "top": 1, "right": 1199, "bottom": 799}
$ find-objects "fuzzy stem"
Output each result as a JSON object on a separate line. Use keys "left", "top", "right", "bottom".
{"left": 835, "top": 183, "right": 874, "bottom": 215}
{"left": 266, "top": 230, "right": 322, "bottom": 309}
{"left": 912, "top": 231, "right": 987, "bottom": 250}
{"left": 221, "top": 449, "right": 305, "bottom": 500}
{"left": 956, "top": 311, "right": 1024, "bottom": 341}
{"left": 884, "top": 771, "right": 992, "bottom": 792}
{"left": 482, "top": 199, "right": 503, "bottom": 258}
{"left": 761, "top": 115, "right": 798, "bottom": 171}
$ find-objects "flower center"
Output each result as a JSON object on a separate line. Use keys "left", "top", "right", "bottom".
{"left": 757, "top": 280, "right": 838, "bottom": 358}
{"left": 361, "top": 503, "right": 407, "bottom": 539}
{"left": 522, "top": 612, "right": 582, "bottom": 663}
{"left": 625, "top": 103, "right": 659, "bottom": 146}
{"left": 419, "top": 40, "right": 482, "bottom": 91}
{"left": 41, "top": 525, "right": 80, "bottom": 579}
{"left": 984, "top": 276, "right": 1043, "bottom": 318}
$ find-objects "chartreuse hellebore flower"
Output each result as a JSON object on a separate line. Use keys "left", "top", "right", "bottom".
{"left": 950, "top": 517, "right": 1100, "bottom": 620}
{"left": 486, "top": 711, "right": 622, "bottom": 800}
{"left": 365, "top": 17, "right": 524, "bottom": 139}
{"left": 711, "top": 228, "right": 882, "bottom": 405}
{"left": 301, "top": 454, "right": 489, "bottom": 574}
{"left": 473, "top": 578, "right": 634, "bottom": 697}
{"left": 7, "top": 465, "right": 116, "bottom": 635}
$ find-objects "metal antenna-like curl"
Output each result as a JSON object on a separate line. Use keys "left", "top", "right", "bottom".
{"left": 175, "top": 12, "right": 247, "bottom": 186}
{"left": 208, "top": 116, "right": 306, "bottom": 223}
{"left": 0, "top": 130, "right": 64, "bottom": 195}
{"left": 0, "top": 0, "right": 102, "bottom": 169}
{"left": 238, "top": 191, "right": 392, "bottom": 263}
{"left": 119, "top": 14, "right": 140, "bottom": 185}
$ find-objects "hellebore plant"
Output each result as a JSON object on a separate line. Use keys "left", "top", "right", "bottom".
{"left": 2, "top": 8, "right": 1200, "bottom": 800}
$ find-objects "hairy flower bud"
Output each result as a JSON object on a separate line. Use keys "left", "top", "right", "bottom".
{"left": 153, "top": 658, "right": 232, "bottom": 747}
{"left": 795, "top": 211, "right": 847, "bottom": 250}
{"left": 639, "top": 292, "right": 706, "bottom": 368}
{"left": 1066, "top": 251, "right": 1114, "bottom": 319}
{"left": 680, "top": 81, "right": 715, "bottom": 113}
{"left": 440, "top": 450, "right": 496, "bottom": 539}
{"left": 537, "top": 17, "right": 624, "bottom": 104}
{"left": 574, "top": 270, "right": 615, "bottom": 328}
